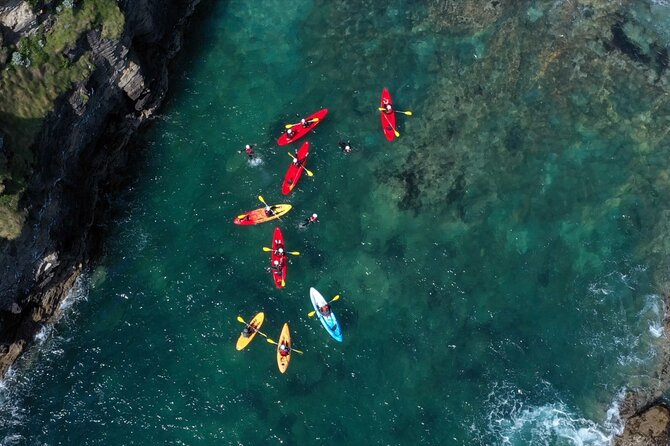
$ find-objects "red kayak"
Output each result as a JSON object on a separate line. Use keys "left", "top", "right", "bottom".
{"left": 277, "top": 109, "right": 328, "bottom": 146}
{"left": 380, "top": 88, "right": 397, "bottom": 141}
{"left": 282, "top": 141, "right": 310, "bottom": 195}
{"left": 270, "top": 227, "right": 287, "bottom": 289}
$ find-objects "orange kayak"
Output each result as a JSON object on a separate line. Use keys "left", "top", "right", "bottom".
{"left": 276, "top": 323, "right": 292, "bottom": 373}
{"left": 233, "top": 204, "right": 292, "bottom": 225}
{"left": 235, "top": 312, "right": 265, "bottom": 351}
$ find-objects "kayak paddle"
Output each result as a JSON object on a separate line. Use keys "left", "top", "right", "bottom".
{"left": 378, "top": 107, "right": 413, "bottom": 116}
{"left": 262, "top": 247, "right": 300, "bottom": 255}
{"left": 257, "top": 195, "right": 283, "bottom": 221}
{"left": 285, "top": 118, "right": 319, "bottom": 129}
{"left": 236, "top": 315, "right": 268, "bottom": 337}
{"left": 266, "top": 337, "right": 304, "bottom": 354}
{"left": 308, "top": 294, "right": 341, "bottom": 317}
{"left": 382, "top": 113, "right": 400, "bottom": 137}
{"left": 287, "top": 152, "right": 314, "bottom": 177}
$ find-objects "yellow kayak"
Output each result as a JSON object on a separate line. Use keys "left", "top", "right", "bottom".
{"left": 276, "top": 323, "right": 292, "bottom": 373}
{"left": 234, "top": 204, "right": 292, "bottom": 225}
{"left": 236, "top": 312, "right": 265, "bottom": 351}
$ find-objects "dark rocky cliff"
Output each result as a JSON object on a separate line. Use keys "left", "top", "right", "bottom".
{"left": 0, "top": 0, "right": 200, "bottom": 376}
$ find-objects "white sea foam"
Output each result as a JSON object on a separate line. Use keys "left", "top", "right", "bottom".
{"left": 478, "top": 382, "right": 626, "bottom": 446}
{"left": 639, "top": 294, "right": 664, "bottom": 338}
{"left": 0, "top": 275, "right": 90, "bottom": 444}
{"left": 248, "top": 157, "right": 263, "bottom": 167}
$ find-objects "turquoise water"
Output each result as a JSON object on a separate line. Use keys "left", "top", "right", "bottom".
{"left": 2, "top": 1, "right": 670, "bottom": 444}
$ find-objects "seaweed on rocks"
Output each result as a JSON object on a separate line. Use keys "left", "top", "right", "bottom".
{"left": 0, "top": 0, "right": 202, "bottom": 377}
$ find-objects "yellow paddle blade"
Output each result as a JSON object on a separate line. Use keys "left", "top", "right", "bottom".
{"left": 266, "top": 338, "right": 277, "bottom": 345}
{"left": 237, "top": 214, "right": 247, "bottom": 219}
{"left": 258, "top": 195, "right": 268, "bottom": 206}
{"left": 287, "top": 152, "right": 297, "bottom": 159}
{"left": 288, "top": 251, "right": 300, "bottom": 256}
{"left": 331, "top": 294, "right": 340, "bottom": 302}
{"left": 378, "top": 107, "right": 385, "bottom": 111}
{"left": 285, "top": 122, "right": 298, "bottom": 129}
{"left": 262, "top": 247, "right": 272, "bottom": 252}
{"left": 305, "top": 168, "right": 314, "bottom": 177}
{"left": 281, "top": 279, "right": 286, "bottom": 287}
{"left": 308, "top": 310, "right": 316, "bottom": 317}
{"left": 237, "top": 316, "right": 246, "bottom": 324}
{"left": 394, "top": 128, "right": 400, "bottom": 137}
{"left": 401, "top": 110, "right": 413, "bottom": 116}
{"left": 291, "top": 348, "right": 304, "bottom": 355}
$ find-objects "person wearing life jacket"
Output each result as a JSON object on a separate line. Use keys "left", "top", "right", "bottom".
{"left": 244, "top": 144, "right": 254, "bottom": 159}
{"left": 264, "top": 206, "right": 275, "bottom": 217}
{"left": 319, "top": 304, "right": 331, "bottom": 316}
{"left": 274, "top": 246, "right": 285, "bottom": 257}
{"left": 286, "top": 128, "right": 296, "bottom": 139}
{"left": 242, "top": 324, "right": 256, "bottom": 338}
{"left": 300, "top": 118, "right": 308, "bottom": 127}
{"left": 279, "top": 343, "right": 290, "bottom": 357}
{"left": 300, "top": 213, "right": 319, "bottom": 228}
{"left": 382, "top": 99, "right": 393, "bottom": 114}
{"left": 292, "top": 153, "right": 304, "bottom": 167}
{"left": 339, "top": 140, "right": 352, "bottom": 154}
{"left": 270, "top": 259, "right": 283, "bottom": 275}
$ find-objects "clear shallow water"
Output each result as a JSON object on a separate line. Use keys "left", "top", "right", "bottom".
{"left": 2, "top": 0, "right": 670, "bottom": 444}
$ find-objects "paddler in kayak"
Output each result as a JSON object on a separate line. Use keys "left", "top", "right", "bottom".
{"left": 241, "top": 323, "right": 257, "bottom": 338}
{"left": 319, "top": 304, "right": 331, "bottom": 317}
{"left": 279, "top": 342, "right": 290, "bottom": 357}
{"left": 285, "top": 128, "right": 296, "bottom": 140}
{"left": 269, "top": 259, "right": 282, "bottom": 275}
{"left": 291, "top": 153, "right": 305, "bottom": 167}
{"left": 264, "top": 205, "right": 278, "bottom": 217}
{"left": 382, "top": 98, "right": 393, "bottom": 114}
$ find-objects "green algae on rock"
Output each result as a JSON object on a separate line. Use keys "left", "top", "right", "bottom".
{"left": 0, "top": 0, "right": 124, "bottom": 239}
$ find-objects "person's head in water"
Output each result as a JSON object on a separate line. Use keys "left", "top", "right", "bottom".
{"left": 245, "top": 144, "right": 251, "bottom": 150}
{"left": 310, "top": 213, "right": 318, "bottom": 222}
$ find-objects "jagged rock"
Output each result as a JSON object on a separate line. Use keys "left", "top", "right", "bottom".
{"left": 0, "top": 0, "right": 36, "bottom": 35}
{"left": 615, "top": 403, "right": 670, "bottom": 446}
{"left": 0, "top": 0, "right": 201, "bottom": 377}
{"left": 118, "top": 59, "right": 145, "bottom": 101}
{"left": 68, "top": 86, "right": 89, "bottom": 116}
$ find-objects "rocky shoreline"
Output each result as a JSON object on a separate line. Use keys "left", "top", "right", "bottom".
{"left": 0, "top": 0, "right": 200, "bottom": 379}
